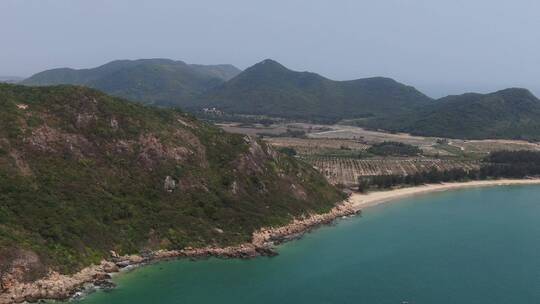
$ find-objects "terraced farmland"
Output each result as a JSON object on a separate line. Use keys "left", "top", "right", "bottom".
{"left": 302, "top": 156, "right": 480, "bottom": 186}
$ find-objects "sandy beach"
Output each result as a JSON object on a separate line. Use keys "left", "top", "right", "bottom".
{"left": 347, "top": 179, "right": 540, "bottom": 211}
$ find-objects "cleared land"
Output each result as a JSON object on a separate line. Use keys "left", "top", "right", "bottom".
{"left": 217, "top": 123, "right": 290, "bottom": 136}
{"left": 267, "top": 137, "right": 369, "bottom": 155}
{"left": 217, "top": 122, "right": 540, "bottom": 187}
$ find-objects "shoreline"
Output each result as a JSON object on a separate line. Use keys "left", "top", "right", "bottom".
{"left": 346, "top": 179, "right": 540, "bottom": 211}
{"left": 3, "top": 178, "right": 540, "bottom": 303}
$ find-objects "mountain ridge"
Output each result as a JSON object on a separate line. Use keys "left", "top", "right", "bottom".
{"left": 22, "top": 59, "right": 241, "bottom": 107}
{"left": 22, "top": 58, "right": 435, "bottom": 122}
{"left": 198, "top": 59, "right": 433, "bottom": 122}
{"left": 21, "top": 59, "right": 540, "bottom": 140}
{"left": 358, "top": 87, "right": 540, "bottom": 140}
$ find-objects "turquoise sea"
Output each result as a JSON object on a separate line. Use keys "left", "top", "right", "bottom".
{"left": 78, "top": 185, "right": 540, "bottom": 304}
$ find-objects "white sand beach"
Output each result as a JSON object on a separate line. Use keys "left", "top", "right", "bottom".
{"left": 347, "top": 179, "right": 540, "bottom": 211}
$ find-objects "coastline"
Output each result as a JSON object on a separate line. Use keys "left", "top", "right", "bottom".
{"left": 2, "top": 178, "right": 540, "bottom": 303}
{"left": 346, "top": 179, "right": 540, "bottom": 211}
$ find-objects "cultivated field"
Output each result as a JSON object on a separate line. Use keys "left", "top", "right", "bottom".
{"left": 220, "top": 122, "right": 540, "bottom": 155}
{"left": 266, "top": 137, "right": 369, "bottom": 155}
{"left": 302, "top": 156, "right": 480, "bottom": 186}
{"left": 217, "top": 122, "right": 540, "bottom": 187}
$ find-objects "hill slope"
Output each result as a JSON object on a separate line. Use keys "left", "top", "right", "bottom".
{"left": 199, "top": 59, "right": 433, "bottom": 122}
{"left": 22, "top": 59, "right": 241, "bottom": 107}
{"left": 359, "top": 88, "right": 540, "bottom": 140}
{"left": 0, "top": 84, "right": 343, "bottom": 285}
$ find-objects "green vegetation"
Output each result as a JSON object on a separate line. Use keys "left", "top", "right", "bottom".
{"left": 23, "top": 59, "right": 432, "bottom": 123}
{"left": 0, "top": 84, "right": 344, "bottom": 277}
{"left": 277, "top": 147, "right": 297, "bottom": 157}
{"left": 357, "top": 150, "right": 540, "bottom": 191}
{"left": 358, "top": 168, "right": 476, "bottom": 191}
{"left": 481, "top": 150, "right": 540, "bottom": 177}
{"left": 22, "top": 59, "right": 240, "bottom": 108}
{"left": 366, "top": 141, "right": 422, "bottom": 157}
{"left": 23, "top": 59, "right": 540, "bottom": 141}
{"left": 359, "top": 88, "right": 540, "bottom": 140}
{"left": 198, "top": 59, "right": 432, "bottom": 122}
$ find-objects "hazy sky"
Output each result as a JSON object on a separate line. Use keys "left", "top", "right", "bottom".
{"left": 1, "top": 0, "right": 539, "bottom": 97}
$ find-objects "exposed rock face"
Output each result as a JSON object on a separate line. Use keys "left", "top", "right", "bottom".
{"left": 236, "top": 136, "right": 275, "bottom": 174}
{"left": 110, "top": 117, "right": 119, "bottom": 130}
{"left": 173, "top": 129, "right": 207, "bottom": 167}
{"left": 251, "top": 201, "right": 360, "bottom": 246}
{"left": 25, "top": 125, "right": 63, "bottom": 153}
{"left": 0, "top": 199, "right": 360, "bottom": 304}
{"left": 164, "top": 176, "right": 176, "bottom": 192}
{"left": 290, "top": 183, "right": 308, "bottom": 200}
{"left": 8, "top": 150, "right": 32, "bottom": 176}
{"left": 25, "top": 125, "right": 94, "bottom": 158}
{"left": 0, "top": 249, "right": 46, "bottom": 293}
{"left": 230, "top": 181, "right": 239, "bottom": 194}
{"left": 71, "top": 96, "right": 99, "bottom": 128}
{"left": 0, "top": 261, "right": 118, "bottom": 304}
{"left": 75, "top": 113, "right": 98, "bottom": 128}
{"left": 137, "top": 134, "right": 192, "bottom": 168}
{"left": 113, "top": 139, "right": 135, "bottom": 154}
{"left": 176, "top": 118, "right": 193, "bottom": 128}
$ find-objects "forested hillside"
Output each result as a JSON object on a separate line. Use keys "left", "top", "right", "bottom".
{"left": 0, "top": 84, "right": 343, "bottom": 282}
{"left": 199, "top": 59, "right": 432, "bottom": 122}
{"left": 358, "top": 88, "right": 540, "bottom": 140}
{"left": 22, "top": 59, "right": 240, "bottom": 107}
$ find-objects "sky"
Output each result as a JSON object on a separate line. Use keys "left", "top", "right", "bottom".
{"left": 1, "top": 0, "right": 539, "bottom": 97}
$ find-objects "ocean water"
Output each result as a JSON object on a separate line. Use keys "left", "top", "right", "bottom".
{"left": 78, "top": 185, "right": 540, "bottom": 304}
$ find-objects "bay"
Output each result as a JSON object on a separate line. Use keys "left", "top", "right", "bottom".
{"left": 79, "top": 185, "right": 540, "bottom": 304}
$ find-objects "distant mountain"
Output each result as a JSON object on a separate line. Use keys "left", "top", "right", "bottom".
{"left": 22, "top": 59, "right": 241, "bottom": 107}
{"left": 360, "top": 88, "right": 540, "bottom": 140}
{"left": 22, "top": 59, "right": 432, "bottom": 122}
{"left": 0, "top": 76, "right": 23, "bottom": 83}
{"left": 23, "top": 59, "right": 540, "bottom": 140}
{"left": 198, "top": 59, "right": 433, "bottom": 122}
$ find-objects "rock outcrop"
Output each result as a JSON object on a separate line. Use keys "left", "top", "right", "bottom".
{"left": 164, "top": 176, "right": 176, "bottom": 192}
{"left": 0, "top": 261, "right": 118, "bottom": 304}
{"left": 0, "top": 84, "right": 345, "bottom": 303}
{"left": 0, "top": 198, "right": 360, "bottom": 304}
